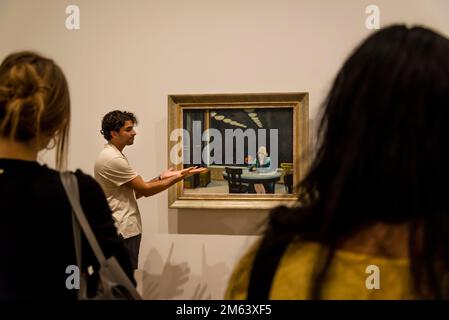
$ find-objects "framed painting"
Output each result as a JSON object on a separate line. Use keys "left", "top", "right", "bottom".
{"left": 167, "top": 92, "right": 309, "bottom": 209}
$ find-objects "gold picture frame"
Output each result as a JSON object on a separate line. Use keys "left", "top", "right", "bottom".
{"left": 167, "top": 92, "right": 309, "bottom": 209}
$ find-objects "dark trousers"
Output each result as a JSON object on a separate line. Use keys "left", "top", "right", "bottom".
{"left": 122, "top": 234, "right": 142, "bottom": 270}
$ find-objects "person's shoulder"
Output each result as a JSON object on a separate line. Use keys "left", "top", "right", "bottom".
{"left": 74, "top": 169, "right": 104, "bottom": 194}
{"left": 103, "top": 156, "right": 132, "bottom": 173}
{"left": 95, "top": 147, "right": 128, "bottom": 171}
{"left": 30, "top": 162, "right": 65, "bottom": 182}
{"left": 96, "top": 144, "right": 122, "bottom": 160}
{"left": 225, "top": 238, "right": 262, "bottom": 300}
{"left": 34, "top": 162, "right": 57, "bottom": 174}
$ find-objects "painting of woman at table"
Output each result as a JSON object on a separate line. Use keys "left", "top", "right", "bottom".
{"left": 248, "top": 146, "right": 272, "bottom": 170}
{"left": 247, "top": 146, "right": 275, "bottom": 193}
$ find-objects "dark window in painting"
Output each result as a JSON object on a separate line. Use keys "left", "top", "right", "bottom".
{"left": 210, "top": 108, "right": 293, "bottom": 166}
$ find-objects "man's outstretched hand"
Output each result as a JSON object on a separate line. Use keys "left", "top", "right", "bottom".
{"left": 160, "top": 167, "right": 178, "bottom": 180}
{"left": 160, "top": 166, "right": 207, "bottom": 180}
{"left": 180, "top": 166, "right": 207, "bottom": 178}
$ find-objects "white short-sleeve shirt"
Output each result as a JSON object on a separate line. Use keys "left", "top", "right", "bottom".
{"left": 94, "top": 142, "right": 141, "bottom": 239}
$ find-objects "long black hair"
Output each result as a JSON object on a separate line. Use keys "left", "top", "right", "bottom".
{"left": 267, "top": 25, "right": 449, "bottom": 299}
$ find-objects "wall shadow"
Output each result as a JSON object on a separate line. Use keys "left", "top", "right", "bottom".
{"left": 141, "top": 243, "right": 191, "bottom": 299}
{"left": 140, "top": 241, "right": 235, "bottom": 299}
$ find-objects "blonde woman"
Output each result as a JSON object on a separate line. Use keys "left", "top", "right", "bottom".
{"left": 0, "top": 51, "right": 133, "bottom": 299}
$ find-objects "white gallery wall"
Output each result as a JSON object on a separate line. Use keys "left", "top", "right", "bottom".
{"left": 1, "top": 0, "right": 448, "bottom": 299}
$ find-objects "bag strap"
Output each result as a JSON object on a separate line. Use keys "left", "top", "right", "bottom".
{"left": 247, "top": 231, "right": 294, "bottom": 300}
{"left": 72, "top": 214, "right": 83, "bottom": 269}
{"left": 60, "top": 171, "right": 107, "bottom": 265}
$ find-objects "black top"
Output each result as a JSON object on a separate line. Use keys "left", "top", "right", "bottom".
{"left": 0, "top": 158, "right": 135, "bottom": 300}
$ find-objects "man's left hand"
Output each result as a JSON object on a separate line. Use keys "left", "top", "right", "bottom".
{"left": 182, "top": 167, "right": 207, "bottom": 178}
{"left": 160, "top": 167, "right": 179, "bottom": 179}
{"left": 160, "top": 167, "right": 207, "bottom": 180}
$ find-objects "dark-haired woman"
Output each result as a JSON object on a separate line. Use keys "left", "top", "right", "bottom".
{"left": 226, "top": 25, "right": 449, "bottom": 299}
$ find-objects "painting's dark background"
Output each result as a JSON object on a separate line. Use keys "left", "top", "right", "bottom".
{"left": 183, "top": 108, "right": 293, "bottom": 166}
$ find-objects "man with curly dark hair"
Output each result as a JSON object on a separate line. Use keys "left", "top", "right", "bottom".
{"left": 95, "top": 110, "right": 203, "bottom": 269}
{"left": 100, "top": 110, "right": 138, "bottom": 141}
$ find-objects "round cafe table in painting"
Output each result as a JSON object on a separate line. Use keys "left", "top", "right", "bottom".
{"left": 222, "top": 168, "right": 282, "bottom": 194}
